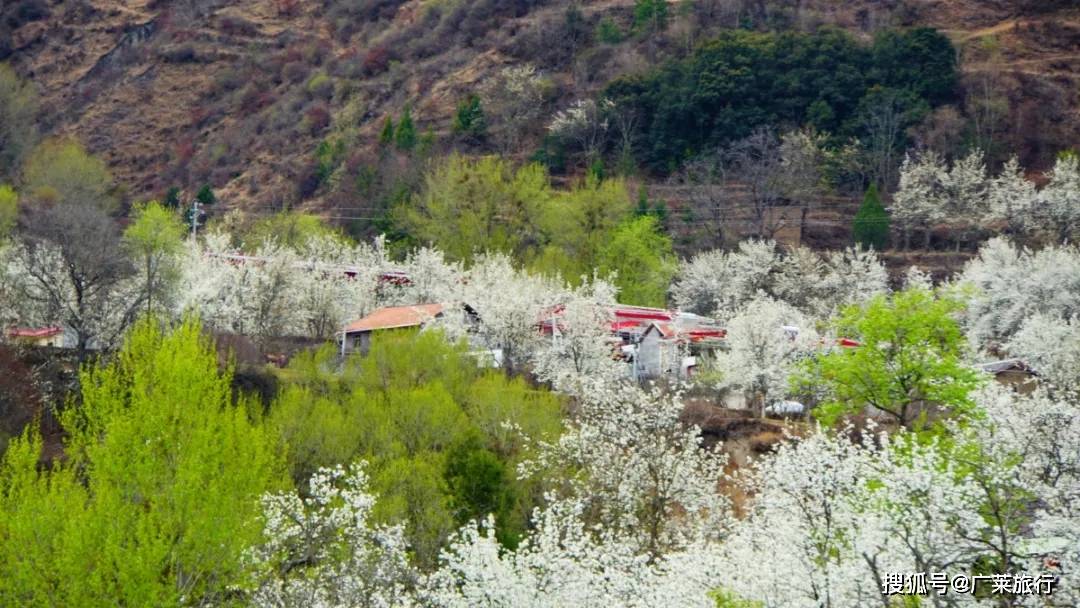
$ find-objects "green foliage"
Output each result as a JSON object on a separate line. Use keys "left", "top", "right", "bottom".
{"left": 853, "top": 183, "right": 889, "bottom": 250}
{"left": 633, "top": 0, "right": 668, "bottom": 33}
{"left": 870, "top": 27, "right": 958, "bottom": 106}
{"left": 795, "top": 288, "right": 984, "bottom": 433}
{"left": 712, "top": 588, "right": 765, "bottom": 608}
{"left": 452, "top": 93, "right": 487, "bottom": 140}
{"left": 315, "top": 137, "right": 347, "bottom": 183}
{"left": 596, "top": 215, "right": 676, "bottom": 307}
{"left": 269, "top": 330, "right": 564, "bottom": 568}
{"left": 395, "top": 105, "right": 417, "bottom": 152}
{"left": 403, "top": 155, "right": 636, "bottom": 276}
{"left": 596, "top": 16, "right": 624, "bottom": 44}
{"left": 444, "top": 432, "right": 517, "bottom": 544}
{"left": 0, "top": 318, "right": 286, "bottom": 605}
{"left": 123, "top": 200, "right": 186, "bottom": 314}
{"left": 379, "top": 115, "right": 395, "bottom": 147}
{"left": 243, "top": 211, "right": 346, "bottom": 251}
{"left": 22, "top": 138, "right": 114, "bottom": 211}
{"left": 195, "top": 183, "right": 216, "bottom": 205}
{"left": 400, "top": 154, "right": 553, "bottom": 264}
{"left": 0, "top": 184, "right": 16, "bottom": 238}
{"left": 163, "top": 185, "right": 181, "bottom": 209}
{"left": 605, "top": 27, "right": 957, "bottom": 172}
{"left": 0, "top": 64, "right": 38, "bottom": 180}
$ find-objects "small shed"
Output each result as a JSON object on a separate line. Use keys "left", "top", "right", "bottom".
{"left": 340, "top": 303, "right": 444, "bottom": 355}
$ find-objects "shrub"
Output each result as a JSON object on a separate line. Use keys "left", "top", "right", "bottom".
{"left": 303, "top": 103, "right": 331, "bottom": 135}
{"left": 305, "top": 71, "right": 334, "bottom": 100}
{"left": 362, "top": 46, "right": 390, "bottom": 76}
{"left": 596, "top": 16, "right": 623, "bottom": 44}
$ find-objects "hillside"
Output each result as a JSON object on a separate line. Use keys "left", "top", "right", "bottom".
{"left": 4, "top": 0, "right": 1079, "bottom": 228}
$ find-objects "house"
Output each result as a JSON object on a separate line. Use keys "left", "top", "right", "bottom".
{"left": 340, "top": 303, "right": 444, "bottom": 355}
{"left": 5, "top": 326, "right": 65, "bottom": 348}
{"left": 977, "top": 358, "right": 1040, "bottom": 394}
{"left": 614, "top": 307, "right": 726, "bottom": 383}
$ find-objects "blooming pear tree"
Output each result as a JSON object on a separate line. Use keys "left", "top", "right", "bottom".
{"left": 1033, "top": 153, "right": 1080, "bottom": 243}
{"left": 672, "top": 241, "right": 886, "bottom": 323}
{"left": 710, "top": 297, "right": 818, "bottom": 415}
{"left": 526, "top": 383, "right": 731, "bottom": 560}
{"left": 959, "top": 237, "right": 1080, "bottom": 350}
{"left": 530, "top": 278, "right": 623, "bottom": 395}
{"left": 247, "top": 463, "right": 418, "bottom": 608}
{"left": 1006, "top": 313, "right": 1080, "bottom": 395}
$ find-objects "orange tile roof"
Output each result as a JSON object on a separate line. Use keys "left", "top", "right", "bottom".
{"left": 343, "top": 303, "right": 444, "bottom": 333}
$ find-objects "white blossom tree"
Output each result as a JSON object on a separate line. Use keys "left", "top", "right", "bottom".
{"left": 530, "top": 278, "right": 623, "bottom": 394}
{"left": 959, "top": 237, "right": 1080, "bottom": 350}
{"left": 1033, "top": 153, "right": 1080, "bottom": 243}
{"left": 671, "top": 240, "right": 780, "bottom": 322}
{"left": 439, "top": 252, "right": 565, "bottom": 373}
{"left": 247, "top": 463, "right": 418, "bottom": 608}
{"left": 891, "top": 151, "right": 947, "bottom": 249}
{"left": 547, "top": 99, "right": 611, "bottom": 162}
{"left": 987, "top": 156, "right": 1037, "bottom": 231}
{"left": 673, "top": 240, "right": 886, "bottom": 323}
{"left": 1007, "top": 313, "right": 1080, "bottom": 395}
{"left": 709, "top": 297, "right": 818, "bottom": 415}
{"left": 525, "top": 383, "right": 731, "bottom": 560}
{"left": 427, "top": 384, "right": 732, "bottom": 607}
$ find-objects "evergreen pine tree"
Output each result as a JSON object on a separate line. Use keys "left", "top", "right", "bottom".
{"left": 195, "top": 183, "right": 216, "bottom": 206}
{"left": 395, "top": 106, "right": 417, "bottom": 152}
{"left": 853, "top": 183, "right": 889, "bottom": 250}
{"left": 452, "top": 94, "right": 486, "bottom": 140}
{"left": 379, "top": 116, "right": 395, "bottom": 147}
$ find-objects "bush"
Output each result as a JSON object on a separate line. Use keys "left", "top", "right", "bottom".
{"left": 596, "top": 16, "right": 623, "bottom": 44}
{"left": 362, "top": 46, "right": 390, "bottom": 76}
{"left": 305, "top": 71, "right": 334, "bottom": 100}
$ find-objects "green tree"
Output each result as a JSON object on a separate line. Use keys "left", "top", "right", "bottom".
{"left": 399, "top": 155, "right": 552, "bottom": 264}
{"left": 795, "top": 288, "right": 983, "bottom": 432}
{"left": 633, "top": 0, "right": 669, "bottom": 34}
{"left": 243, "top": 211, "right": 346, "bottom": 252}
{"left": 452, "top": 94, "right": 486, "bottom": 140}
{"left": 163, "top": 185, "right": 181, "bottom": 209}
{"left": 269, "top": 330, "right": 563, "bottom": 567}
{"left": 0, "top": 318, "right": 286, "bottom": 605}
{"left": 395, "top": 105, "right": 417, "bottom": 152}
{"left": 536, "top": 174, "right": 633, "bottom": 281}
{"left": 0, "top": 184, "right": 16, "bottom": 239}
{"left": 596, "top": 215, "right": 676, "bottom": 307}
{"left": 195, "top": 183, "right": 216, "bottom": 206}
{"left": 605, "top": 28, "right": 957, "bottom": 173}
{"left": 22, "top": 138, "right": 115, "bottom": 211}
{"left": 596, "top": 17, "right": 624, "bottom": 44}
{"left": 378, "top": 115, "right": 395, "bottom": 147}
{"left": 852, "top": 183, "right": 889, "bottom": 250}
{"left": 123, "top": 200, "right": 185, "bottom": 315}
{"left": 0, "top": 64, "right": 38, "bottom": 180}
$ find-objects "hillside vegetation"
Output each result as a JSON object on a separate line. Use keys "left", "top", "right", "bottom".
{"left": 2, "top": 0, "right": 1078, "bottom": 241}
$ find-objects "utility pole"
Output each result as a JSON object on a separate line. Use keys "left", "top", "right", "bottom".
{"left": 189, "top": 198, "right": 201, "bottom": 239}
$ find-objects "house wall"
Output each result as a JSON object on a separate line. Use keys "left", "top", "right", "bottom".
{"left": 638, "top": 331, "right": 664, "bottom": 379}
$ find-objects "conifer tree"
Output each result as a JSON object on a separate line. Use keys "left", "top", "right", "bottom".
{"left": 378, "top": 116, "right": 395, "bottom": 147}
{"left": 395, "top": 106, "right": 417, "bottom": 152}
{"left": 853, "top": 183, "right": 889, "bottom": 250}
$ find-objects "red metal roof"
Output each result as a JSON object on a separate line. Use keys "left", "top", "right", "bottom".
{"left": 343, "top": 304, "right": 443, "bottom": 334}
{"left": 7, "top": 326, "right": 62, "bottom": 339}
